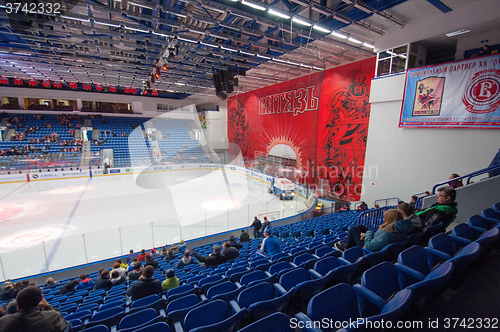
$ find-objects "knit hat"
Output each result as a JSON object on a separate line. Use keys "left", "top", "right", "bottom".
{"left": 264, "top": 227, "right": 272, "bottom": 236}
{"left": 166, "top": 269, "right": 175, "bottom": 278}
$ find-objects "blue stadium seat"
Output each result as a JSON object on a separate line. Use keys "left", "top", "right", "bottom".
{"left": 129, "top": 294, "right": 165, "bottom": 314}
{"left": 237, "top": 312, "right": 294, "bottom": 332}
{"left": 134, "top": 322, "right": 171, "bottom": 332}
{"left": 117, "top": 308, "right": 161, "bottom": 332}
{"left": 86, "top": 307, "right": 126, "bottom": 329}
{"left": 166, "top": 294, "right": 208, "bottom": 326}
{"left": 177, "top": 299, "right": 246, "bottom": 332}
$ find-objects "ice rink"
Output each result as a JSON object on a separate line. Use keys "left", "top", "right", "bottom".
{"left": 0, "top": 167, "right": 307, "bottom": 280}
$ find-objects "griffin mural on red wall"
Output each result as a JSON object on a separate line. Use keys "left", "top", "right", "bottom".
{"left": 228, "top": 99, "right": 252, "bottom": 157}
{"left": 322, "top": 71, "right": 371, "bottom": 199}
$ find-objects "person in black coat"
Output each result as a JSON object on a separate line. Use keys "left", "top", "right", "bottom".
{"left": 221, "top": 241, "right": 239, "bottom": 260}
{"left": 59, "top": 279, "right": 79, "bottom": 295}
{"left": 144, "top": 254, "right": 159, "bottom": 270}
{"left": 93, "top": 270, "right": 111, "bottom": 290}
{"left": 126, "top": 266, "right": 162, "bottom": 301}
{"left": 190, "top": 245, "right": 227, "bottom": 268}
{"left": 251, "top": 216, "right": 262, "bottom": 238}
{"left": 239, "top": 230, "right": 250, "bottom": 243}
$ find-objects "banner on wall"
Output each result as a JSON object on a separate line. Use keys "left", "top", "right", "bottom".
{"left": 400, "top": 54, "right": 500, "bottom": 129}
{"left": 228, "top": 58, "right": 376, "bottom": 201}
{"left": 227, "top": 71, "right": 324, "bottom": 173}
{"left": 317, "top": 58, "right": 376, "bottom": 201}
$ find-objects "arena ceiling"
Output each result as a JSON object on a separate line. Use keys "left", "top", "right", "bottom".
{"left": 0, "top": 0, "right": 490, "bottom": 98}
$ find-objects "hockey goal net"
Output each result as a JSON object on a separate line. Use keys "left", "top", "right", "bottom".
{"left": 259, "top": 211, "right": 280, "bottom": 221}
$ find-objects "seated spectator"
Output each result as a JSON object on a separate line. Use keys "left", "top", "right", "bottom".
{"left": 479, "top": 44, "right": 491, "bottom": 56}
{"left": 190, "top": 245, "right": 227, "bottom": 268}
{"left": 357, "top": 201, "right": 368, "bottom": 210}
{"left": 13, "top": 280, "right": 29, "bottom": 298}
{"left": 111, "top": 262, "right": 127, "bottom": 278}
{"left": 448, "top": 173, "right": 463, "bottom": 188}
{"left": 397, "top": 202, "right": 422, "bottom": 231}
{"left": 116, "top": 258, "right": 128, "bottom": 270}
{"left": 144, "top": 254, "right": 159, "bottom": 270}
{"left": 221, "top": 241, "right": 239, "bottom": 260}
{"left": 178, "top": 240, "right": 187, "bottom": 253}
{"left": 128, "top": 262, "right": 143, "bottom": 281}
{"left": 94, "top": 270, "right": 111, "bottom": 290}
{"left": 0, "top": 286, "right": 70, "bottom": 332}
{"left": 174, "top": 250, "right": 194, "bottom": 269}
{"left": 76, "top": 274, "right": 93, "bottom": 290}
{"left": 137, "top": 249, "right": 147, "bottom": 262}
{"left": 229, "top": 235, "right": 243, "bottom": 249}
{"left": 59, "top": 279, "right": 79, "bottom": 295}
{"left": 417, "top": 186, "right": 458, "bottom": 229}
{"left": 110, "top": 271, "right": 126, "bottom": 287}
{"left": 126, "top": 266, "right": 162, "bottom": 301}
{"left": 335, "top": 209, "right": 413, "bottom": 252}
{"left": 256, "top": 227, "right": 281, "bottom": 257}
{"left": 410, "top": 195, "right": 418, "bottom": 207}
{"left": 43, "top": 278, "right": 59, "bottom": 289}
{"left": 164, "top": 248, "right": 176, "bottom": 262}
{"left": 0, "top": 285, "right": 15, "bottom": 301}
{"left": 239, "top": 229, "right": 250, "bottom": 243}
{"left": 162, "top": 269, "right": 179, "bottom": 292}
{"left": 127, "top": 257, "right": 139, "bottom": 273}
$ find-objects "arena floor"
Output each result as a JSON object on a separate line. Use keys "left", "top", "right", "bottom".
{"left": 0, "top": 168, "right": 307, "bottom": 280}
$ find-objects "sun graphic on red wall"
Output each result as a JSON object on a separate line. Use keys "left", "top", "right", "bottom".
{"left": 265, "top": 135, "right": 303, "bottom": 168}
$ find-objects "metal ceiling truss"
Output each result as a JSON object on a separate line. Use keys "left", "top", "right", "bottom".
{"left": 0, "top": 0, "right": 407, "bottom": 96}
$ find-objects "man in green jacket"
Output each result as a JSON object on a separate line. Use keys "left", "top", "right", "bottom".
{"left": 417, "top": 186, "right": 458, "bottom": 229}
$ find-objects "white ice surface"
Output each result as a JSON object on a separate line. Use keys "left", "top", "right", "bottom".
{"left": 0, "top": 169, "right": 306, "bottom": 280}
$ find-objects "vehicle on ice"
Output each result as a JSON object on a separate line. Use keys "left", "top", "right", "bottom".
{"left": 268, "top": 177, "right": 295, "bottom": 200}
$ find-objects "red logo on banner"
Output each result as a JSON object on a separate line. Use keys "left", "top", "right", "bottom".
{"left": 69, "top": 82, "right": 77, "bottom": 89}
{"left": 43, "top": 79, "right": 50, "bottom": 87}
{"left": 125, "top": 86, "right": 137, "bottom": 94}
{"left": 152, "top": 89, "right": 158, "bottom": 96}
{"left": 0, "top": 76, "right": 8, "bottom": 85}
{"left": 463, "top": 69, "right": 500, "bottom": 114}
{"left": 14, "top": 77, "right": 23, "bottom": 85}
{"left": 96, "top": 84, "right": 103, "bottom": 91}
{"left": 29, "top": 78, "right": 38, "bottom": 86}
{"left": 109, "top": 85, "right": 116, "bottom": 92}
{"left": 259, "top": 86, "right": 319, "bottom": 116}
{"left": 53, "top": 81, "right": 62, "bottom": 88}
{"left": 83, "top": 83, "right": 91, "bottom": 90}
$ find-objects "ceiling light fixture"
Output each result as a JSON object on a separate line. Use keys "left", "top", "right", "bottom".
{"left": 348, "top": 37, "right": 362, "bottom": 44}
{"left": 363, "top": 42, "right": 374, "bottom": 48}
{"left": 94, "top": 21, "right": 121, "bottom": 28}
{"left": 241, "top": 0, "right": 266, "bottom": 11}
{"left": 268, "top": 9, "right": 290, "bottom": 19}
{"left": 292, "top": 17, "right": 312, "bottom": 26}
{"left": 313, "top": 25, "right": 331, "bottom": 33}
{"left": 331, "top": 31, "right": 347, "bottom": 39}
{"left": 445, "top": 29, "right": 470, "bottom": 37}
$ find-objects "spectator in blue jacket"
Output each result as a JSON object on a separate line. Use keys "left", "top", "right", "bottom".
{"left": 256, "top": 227, "right": 281, "bottom": 257}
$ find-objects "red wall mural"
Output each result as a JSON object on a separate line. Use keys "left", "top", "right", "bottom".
{"left": 228, "top": 58, "right": 376, "bottom": 201}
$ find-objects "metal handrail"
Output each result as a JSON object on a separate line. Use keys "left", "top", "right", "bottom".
{"left": 431, "top": 164, "right": 500, "bottom": 194}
